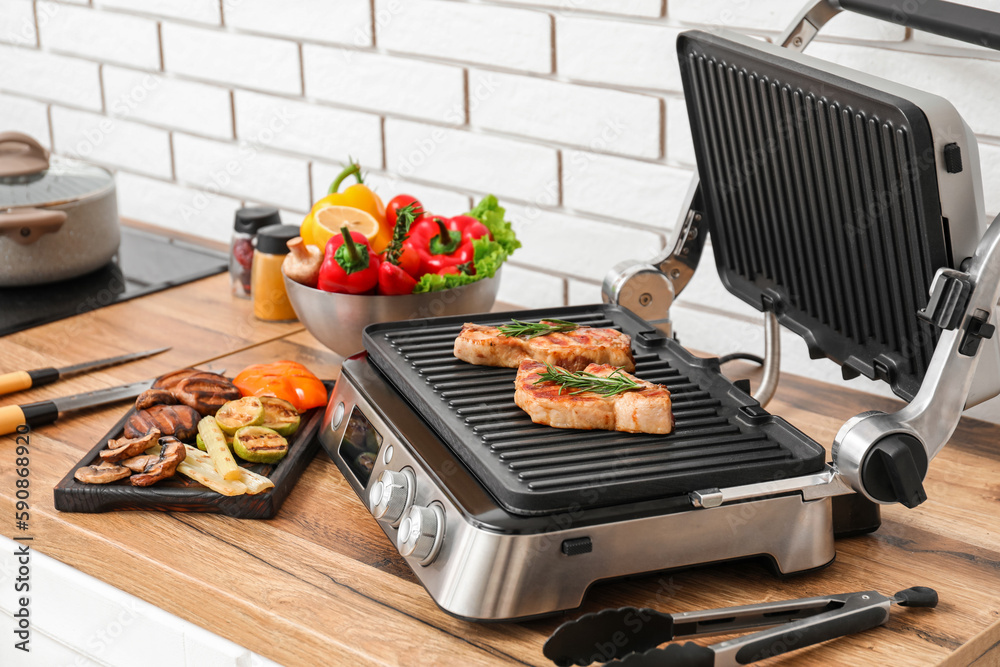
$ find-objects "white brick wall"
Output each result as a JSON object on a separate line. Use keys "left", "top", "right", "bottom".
{"left": 0, "top": 0, "right": 36, "bottom": 47}
{"left": 303, "top": 45, "right": 465, "bottom": 121}
{"left": 38, "top": 2, "right": 160, "bottom": 69}
{"left": 375, "top": 0, "right": 553, "bottom": 73}
{"left": 1, "top": 0, "right": 999, "bottom": 426}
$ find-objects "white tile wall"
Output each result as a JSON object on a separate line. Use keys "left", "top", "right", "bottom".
{"left": 492, "top": 0, "right": 663, "bottom": 19}
{"left": 469, "top": 70, "right": 662, "bottom": 158}
{"left": 234, "top": 90, "right": 381, "bottom": 164}
{"left": 38, "top": 2, "right": 160, "bottom": 69}
{"left": 225, "top": 0, "right": 371, "bottom": 47}
{"left": 303, "top": 45, "right": 465, "bottom": 122}
{"left": 557, "top": 17, "right": 683, "bottom": 91}
{"left": 375, "top": 0, "right": 553, "bottom": 73}
{"left": 51, "top": 106, "right": 173, "bottom": 178}
{"left": 0, "top": 0, "right": 998, "bottom": 429}
{"left": 506, "top": 203, "right": 664, "bottom": 281}
{"left": 0, "top": 44, "right": 102, "bottom": 109}
{"left": 0, "top": 93, "right": 50, "bottom": 147}
{"left": 162, "top": 23, "right": 301, "bottom": 95}
{"left": 96, "top": 0, "right": 221, "bottom": 24}
{"left": 116, "top": 172, "right": 242, "bottom": 242}
{"left": 173, "top": 133, "right": 310, "bottom": 211}
{"left": 384, "top": 119, "right": 560, "bottom": 205}
{"left": 562, "top": 149, "right": 694, "bottom": 227}
{"left": 0, "top": 0, "right": 36, "bottom": 47}
{"left": 103, "top": 66, "right": 233, "bottom": 139}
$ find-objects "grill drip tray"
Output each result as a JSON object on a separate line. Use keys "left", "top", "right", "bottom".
{"left": 364, "top": 305, "right": 826, "bottom": 516}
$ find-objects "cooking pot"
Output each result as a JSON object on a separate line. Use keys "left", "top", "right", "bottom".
{"left": 0, "top": 131, "right": 120, "bottom": 287}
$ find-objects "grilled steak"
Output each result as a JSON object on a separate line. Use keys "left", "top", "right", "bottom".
{"left": 454, "top": 322, "right": 635, "bottom": 372}
{"left": 514, "top": 359, "right": 673, "bottom": 434}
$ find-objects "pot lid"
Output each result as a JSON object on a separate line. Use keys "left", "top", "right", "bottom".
{"left": 0, "top": 132, "right": 114, "bottom": 208}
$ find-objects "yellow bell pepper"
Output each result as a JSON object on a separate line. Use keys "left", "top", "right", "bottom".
{"left": 300, "top": 161, "right": 390, "bottom": 252}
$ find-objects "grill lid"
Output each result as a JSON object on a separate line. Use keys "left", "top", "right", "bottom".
{"left": 678, "top": 31, "right": 954, "bottom": 401}
{"left": 364, "top": 305, "right": 826, "bottom": 516}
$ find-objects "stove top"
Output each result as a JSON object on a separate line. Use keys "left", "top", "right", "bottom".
{"left": 0, "top": 226, "right": 227, "bottom": 337}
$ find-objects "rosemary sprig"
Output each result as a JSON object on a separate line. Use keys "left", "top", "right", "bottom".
{"left": 497, "top": 318, "right": 580, "bottom": 339}
{"left": 384, "top": 203, "right": 419, "bottom": 265}
{"left": 534, "top": 364, "right": 642, "bottom": 397}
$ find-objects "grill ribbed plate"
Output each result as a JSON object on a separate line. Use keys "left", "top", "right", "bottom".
{"left": 364, "top": 305, "right": 826, "bottom": 516}
{"left": 679, "top": 31, "right": 950, "bottom": 401}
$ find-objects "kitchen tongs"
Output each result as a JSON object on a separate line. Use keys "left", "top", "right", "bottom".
{"left": 543, "top": 587, "right": 938, "bottom": 666}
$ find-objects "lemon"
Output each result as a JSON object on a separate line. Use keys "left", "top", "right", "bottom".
{"left": 310, "top": 205, "right": 381, "bottom": 251}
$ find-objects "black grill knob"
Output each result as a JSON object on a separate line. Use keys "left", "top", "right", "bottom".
{"left": 860, "top": 434, "right": 929, "bottom": 509}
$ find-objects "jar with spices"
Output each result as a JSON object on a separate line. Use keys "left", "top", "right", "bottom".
{"left": 230, "top": 207, "right": 281, "bottom": 298}
{"left": 251, "top": 224, "right": 300, "bottom": 322}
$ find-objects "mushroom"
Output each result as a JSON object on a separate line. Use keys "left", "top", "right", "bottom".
{"left": 99, "top": 429, "right": 161, "bottom": 463}
{"left": 120, "top": 453, "right": 161, "bottom": 473}
{"left": 74, "top": 463, "right": 131, "bottom": 485}
{"left": 282, "top": 236, "right": 322, "bottom": 287}
{"left": 130, "top": 437, "right": 186, "bottom": 487}
{"left": 135, "top": 388, "right": 178, "bottom": 411}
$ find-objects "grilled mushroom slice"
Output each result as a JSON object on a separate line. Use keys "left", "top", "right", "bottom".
{"left": 124, "top": 404, "right": 200, "bottom": 440}
{"left": 120, "top": 453, "right": 161, "bottom": 473}
{"left": 75, "top": 462, "right": 131, "bottom": 484}
{"left": 173, "top": 375, "right": 241, "bottom": 416}
{"left": 130, "top": 437, "right": 186, "bottom": 486}
{"left": 100, "top": 429, "right": 161, "bottom": 462}
{"left": 135, "top": 388, "right": 178, "bottom": 411}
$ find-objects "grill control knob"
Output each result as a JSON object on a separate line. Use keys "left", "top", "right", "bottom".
{"left": 397, "top": 504, "right": 444, "bottom": 565}
{"left": 369, "top": 469, "right": 413, "bottom": 524}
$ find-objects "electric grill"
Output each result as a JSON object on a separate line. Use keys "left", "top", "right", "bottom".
{"left": 319, "top": 0, "right": 1000, "bottom": 621}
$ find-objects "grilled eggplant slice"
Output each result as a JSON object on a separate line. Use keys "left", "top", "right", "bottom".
{"left": 124, "top": 404, "right": 200, "bottom": 441}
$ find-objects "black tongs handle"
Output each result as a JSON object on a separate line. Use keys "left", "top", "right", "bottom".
{"left": 544, "top": 588, "right": 937, "bottom": 666}
{"left": 702, "top": 593, "right": 891, "bottom": 666}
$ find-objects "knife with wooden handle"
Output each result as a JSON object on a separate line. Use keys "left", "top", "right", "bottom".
{"left": 0, "top": 347, "right": 169, "bottom": 396}
{"left": 0, "top": 378, "right": 154, "bottom": 436}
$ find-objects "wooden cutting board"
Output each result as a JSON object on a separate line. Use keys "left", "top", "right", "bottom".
{"left": 52, "top": 386, "right": 330, "bottom": 518}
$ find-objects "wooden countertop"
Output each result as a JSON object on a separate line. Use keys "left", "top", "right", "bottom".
{"left": 2, "top": 273, "right": 998, "bottom": 666}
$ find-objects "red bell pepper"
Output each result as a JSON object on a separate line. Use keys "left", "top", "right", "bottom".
{"left": 317, "top": 226, "right": 380, "bottom": 294}
{"left": 233, "top": 360, "right": 328, "bottom": 412}
{"left": 378, "top": 203, "right": 420, "bottom": 295}
{"left": 405, "top": 214, "right": 491, "bottom": 274}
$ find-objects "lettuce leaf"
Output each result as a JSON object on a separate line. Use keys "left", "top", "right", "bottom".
{"left": 468, "top": 194, "right": 521, "bottom": 255}
{"left": 412, "top": 195, "right": 520, "bottom": 293}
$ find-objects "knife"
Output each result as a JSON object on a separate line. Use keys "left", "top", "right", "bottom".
{"left": 0, "top": 378, "right": 154, "bottom": 436}
{"left": 0, "top": 347, "right": 170, "bottom": 396}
